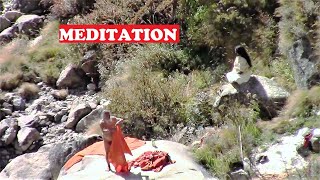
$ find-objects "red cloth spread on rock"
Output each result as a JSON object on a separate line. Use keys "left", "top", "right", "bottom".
{"left": 128, "top": 151, "right": 175, "bottom": 172}
{"left": 63, "top": 133, "right": 145, "bottom": 172}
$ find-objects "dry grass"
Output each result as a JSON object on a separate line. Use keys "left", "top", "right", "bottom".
{"left": 282, "top": 86, "right": 320, "bottom": 118}
{"left": 51, "top": 89, "right": 69, "bottom": 100}
{"left": 0, "top": 73, "right": 23, "bottom": 91}
{"left": 18, "top": 83, "right": 40, "bottom": 100}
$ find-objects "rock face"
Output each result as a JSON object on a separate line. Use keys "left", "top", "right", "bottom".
{"left": 288, "top": 36, "right": 320, "bottom": 89}
{"left": 65, "top": 103, "right": 92, "bottom": 129}
{"left": 0, "top": 16, "right": 11, "bottom": 32}
{"left": 58, "top": 140, "right": 215, "bottom": 180}
{"left": 0, "top": 136, "right": 101, "bottom": 180}
{"left": 215, "top": 75, "right": 290, "bottom": 119}
{"left": 76, "top": 105, "right": 103, "bottom": 132}
{"left": 254, "top": 128, "right": 309, "bottom": 175}
{"left": 56, "top": 64, "right": 90, "bottom": 89}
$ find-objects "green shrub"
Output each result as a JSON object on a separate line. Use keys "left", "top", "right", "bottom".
{"left": 103, "top": 44, "right": 217, "bottom": 139}
{"left": 194, "top": 101, "right": 262, "bottom": 178}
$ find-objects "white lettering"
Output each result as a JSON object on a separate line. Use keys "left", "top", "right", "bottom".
{"left": 163, "top": 28, "right": 177, "bottom": 41}
{"left": 59, "top": 29, "right": 74, "bottom": 41}
{"left": 131, "top": 29, "right": 143, "bottom": 41}
{"left": 106, "top": 29, "right": 118, "bottom": 41}
{"left": 150, "top": 29, "right": 163, "bottom": 41}
{"left": 74, "top": 29, "right": 86, "bottom": 41}
{"left": 86, "top": 28, "right": 99, "bottom": 41}
{"left": 143, "top": 29, "right": 150, "bottom": 41}
{"left": 118, "top": 29, "right": 131, "bottom": 41}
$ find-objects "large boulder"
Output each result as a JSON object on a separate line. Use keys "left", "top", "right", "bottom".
{"left": 65, "top": 103, "right": 92, "bottom": 129}
{"left": 16, "top": 127, "right": 40, "bottom": 151}
{"left": 76, "top": 105, "right": 103, "bottom": 132}
{"left": 15, "top": 14, "right": 44, "bottom": 36}
{"left": 4, "top": 11, "right": 23, "bottom": 22}
{"left": 58, "top": 140, "right": 215, "bottom": 180}
{"left": 0, "top": 135, "right": 101, "bottom": 180}
{"left": 56, "top": 64, "right": 90, "bottom": 89}
{"left": 0, "top": 16, "right": 11, "bottom": 32}
{"left": 288, "top": 36, "right": 320, "bottom": 89}
{"left": 214, "top": 75, "right": 290, "bottom": 119}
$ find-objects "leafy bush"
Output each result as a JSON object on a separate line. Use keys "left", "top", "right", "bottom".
{"left": 103, "top": 44, "right": 219, "bottom": 139}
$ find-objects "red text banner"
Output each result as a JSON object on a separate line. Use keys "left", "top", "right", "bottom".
{"left": 59, "top": 25, "right": 180, "bottom": 43}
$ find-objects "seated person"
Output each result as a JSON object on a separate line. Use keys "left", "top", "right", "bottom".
{"left": 226, "top": 45, "right": 252, "bottom": 85}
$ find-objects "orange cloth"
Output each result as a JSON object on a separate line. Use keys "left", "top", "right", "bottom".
{"left": 63, "top": 132, "right": 145, "bottom": 171}
{"left": 108, "top": 125, "right": 132, "bottom": 172}
{"left": 128, "top": 151, "right": 175, "bottom": 172}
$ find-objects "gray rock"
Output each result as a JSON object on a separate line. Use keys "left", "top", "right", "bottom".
{"left": 15, "top": 14, "right": 43, "bottom": 36}
{"left": 17, "top": 127, "right": 40, "bottom": 151}
{"left": 1, "top": 108, "right": 12, "bottom": 116}
{"left": 76, "top": 106, "right": 103, "bottom": 132}
{"left": 0, "top": 26, "right": 18, "bottom": 43}
{"left": 87, "top": 83, "right": 96, "bottom": 91}
{"left": 12, "top": 0, "right": 42, "bottom": 14}
{"left": 288, "top": 36, "right": 320, "bottom": 89}
{"left": 229, "top": 169, "right": 249, "bottom": 180}
{"left": 56, "top": 64, "right": 90, "bottom": 89}
{"left": 61, "top": 115, "right": 68, "bottom": 122}
{"left": 4, "top": 11, "right": 23, "bottom": 22}
{"left": 65, "top": 103, "right": 92, "bottom": 129}
{"left": 0, "top": 135, "right": 101, "bottom": 180}
{"left": 215, "top": 75, "right": 290, "bottom": 118}
{"left": 0, "top": 16, "right": 11, "bottom": 32}
{"left": 0, "top": 118, "right": 18, "bottom": 146}
{"left": 17, "top": 115, "right": 37, "bottom": 127}
{"left": 12, "top": 96, "right": 26, "bottom": 111}
{"left": 2, "top": 102, "right": 13, "bottom": 112}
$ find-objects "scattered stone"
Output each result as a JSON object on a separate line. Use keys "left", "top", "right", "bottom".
{"left": 17, "top": 115, "right": 37, "bottom": 128}
{"left": 2, "top": 102, "right": 13, "bottom": 111}
{"left": 87, "top": 83, "right": 96, "bottom": 91}
{"left": 228, "top": 169, "right": 249, "bottom": 180}
{"left": 12, "top": 96, "right": 26, "bottom": 111}
{"left": 17, "top": 127, "right": 40, "bottom": 151}
{"left": 76, "top": 106, "right": 103, "bottom": 132}
{"left": 0, "top": 118, "right": 18, "bottom": 146}
{"left": 65, "top": 103, "right": 92, "bottom": 129}
{"left": 56, "top": 64, "right": 90, "bottom": 89}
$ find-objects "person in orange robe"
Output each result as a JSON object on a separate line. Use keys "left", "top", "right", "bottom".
{"left": 100, "top": 111, "right": 132, "bottom": 172}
